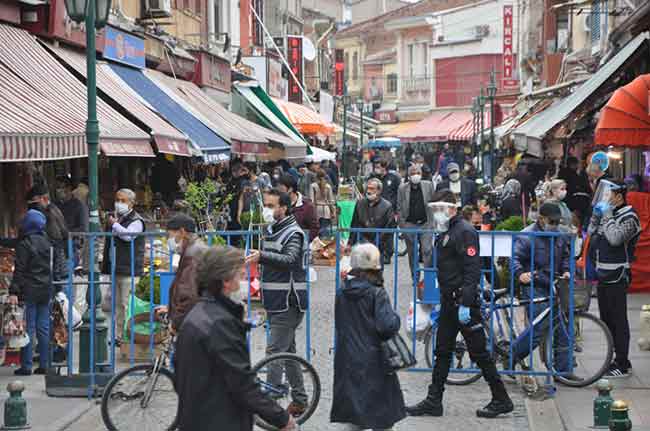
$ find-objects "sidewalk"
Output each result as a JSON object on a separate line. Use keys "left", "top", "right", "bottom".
{"left": 528, "top": 293, "right": 650, "bottom": 431}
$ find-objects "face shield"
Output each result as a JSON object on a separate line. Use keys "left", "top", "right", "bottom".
{"left": 591, "top": 179, "right": 624, "bottom": 207}
{"left": 428, "top": 202, "right": 456, "bottom": 233}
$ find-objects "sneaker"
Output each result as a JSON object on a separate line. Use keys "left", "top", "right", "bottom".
{"left": 13, "top": 368, "right": 32, "bottom": 376}
{"left": 604, "top": 367, "right": 631, "bottom": 379}
{"left": 33, "top": 368, "right": 47, "bottom": 375}
{"left": 287, "top": 401, "right": 307, "bottom": 417}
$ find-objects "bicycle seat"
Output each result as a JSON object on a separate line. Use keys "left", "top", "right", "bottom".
{"left": 483, "top": 288, "right": 509, "bottom": 302}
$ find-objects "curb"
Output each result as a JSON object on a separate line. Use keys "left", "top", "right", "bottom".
{"left": 525, "top": 396, "right": 566, "bottom": 431}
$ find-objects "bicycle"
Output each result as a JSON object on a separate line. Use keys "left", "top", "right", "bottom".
{"left": 100, "top": 313, "right": 321, "bottom": 431}
{"left": 423, "top": 278, "right": 613, "bottom": 388}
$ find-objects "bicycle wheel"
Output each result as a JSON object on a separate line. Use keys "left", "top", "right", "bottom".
{"left": 541, "top": 311, "right": 613, "bottom": 388}
{"left": 253, "top": 353, "right": 321, "bottom": 431}
{"left": 101, "top": 364, "right": 178, "bottom": 431}
{"left": 423, "top": 325, "right": 482, "bottom": 385}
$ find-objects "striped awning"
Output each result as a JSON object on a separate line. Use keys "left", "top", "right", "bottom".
{"left": 448, "top": 111, "right": 491, "bottom": 141}
{"left": 0, "top": 24, "right": 151, "bottom": 162}
{"left": 398, "top": 110, "right": 472, "bottom": 143}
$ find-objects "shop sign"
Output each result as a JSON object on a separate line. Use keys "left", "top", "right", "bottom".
{"left": 268, "top": 57, "right": 287, "bottom": 100}
{"left": 374, "top": 110, "right": 397, "bottom": 123}
{"left": 335, "top": 49, "right": 344, "bottom": 96}
{"left": 104, "top": 26, "right": 145, "bottom": 69}
{"left": 287, "top": 36, "right": 303, "bottom": 104}
{"left": 207, "top": 54, "right": 231, "bottom": 93}
{"left": 502, "top": 5, "right": 518, "bottom": 89}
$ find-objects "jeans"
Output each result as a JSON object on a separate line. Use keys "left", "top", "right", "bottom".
{"left": 266, "top": 304, "right": 307, "bottom": 405}
{"left": 597, "top": 282, "right": 631, "bottom": 370}
{"left": 22, "top": 302, "right": 50, "bottom": 370}
{"left": 401, "top": 222, "right": 433, "bottom": 284}
{"left": 512, "top": 287, "right": 570, "bottom": 371}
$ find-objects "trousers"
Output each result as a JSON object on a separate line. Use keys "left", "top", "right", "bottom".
{"left": 597, "top": 281, "right": 631, "bottom": 370}
{"left": 267, "top": 304, "right": 308, "bottom": 404}
{"left": 113, "top": 275, "right": 139, "bottom": 340}
{"left": 428, "top": 300, "right": 507, "bottom": 399}
{"left": 401, "top": 222, "right": 433, "bottom": 284}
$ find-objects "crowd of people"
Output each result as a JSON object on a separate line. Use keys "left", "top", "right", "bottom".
{"left": 0, "top": 145, "right": 644, "bottom": 430}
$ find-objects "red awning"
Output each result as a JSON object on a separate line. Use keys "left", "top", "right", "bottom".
{"left": 398, "top": 111, "right": 473, "bottom": 143}
{"left": 0, "top": 24, "right": 151, "bottom": 162}
{"left": 448, "top": 111, "right": 496, "bottom": 141}
{"left": 46, "top": 44, "right": 191, "bottom": 157}
{"left": 595, "top": 74, "right": 650, "bottom": 147}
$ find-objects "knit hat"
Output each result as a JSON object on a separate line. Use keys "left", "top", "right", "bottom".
{"left": 21, "top": 209, "right": 46, "bottom": 236}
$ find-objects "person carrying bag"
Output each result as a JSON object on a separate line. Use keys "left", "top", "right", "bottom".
{"left": 330, "top": 243, "right": 406, "bottom": 431}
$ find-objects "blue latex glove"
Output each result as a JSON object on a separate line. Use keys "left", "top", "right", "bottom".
{"left": 458, "top": 306, "right": 471, "bottom": 325}
{"left": 593, "top": 202, "right": 611, "bottom": 217}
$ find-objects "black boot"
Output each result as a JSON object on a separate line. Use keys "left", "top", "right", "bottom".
{"left": 476, "top": 382, "right": 513, "bottom": 418}
{"left": 406, "top": 385, "right": 443, "bottom": 417}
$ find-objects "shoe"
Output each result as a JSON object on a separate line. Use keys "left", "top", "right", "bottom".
{"left": 405, "top": 398, "right": 443, "bottom": 417}
{"left": 476, "top": 398, "right": 514, "bottom": 418}
{"left": 13, "top": 368, "right": 32, "bottom": 376}
{"left": 604, "top": 366, "right": 631, "bottom": 379}
{"left": 287, "top": 401, "right": 307, "bottom": 417}
{"left": 383, "top": 255, "right": 392, "bottom": 265}
{"left": 33, "top": 368, "right": 47, "bottom": 375}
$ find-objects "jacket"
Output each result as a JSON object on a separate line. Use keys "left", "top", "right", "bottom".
{"left": 513, "top": 223, "right": 570, "bottom": 291}
{"left": 10, "top": 232, "right": 52, "bottom": 304}
{"left": 292, "top": 193, "right": 319, "bottom": 241}
{"left": 369, "top": 172, "right": 401, "bottom": 210}
{"left": 396, "top": 181, "right": 436, "bottom": 226}
{"left": 260, "top": 215, "right": 309, "bottom": 313}
{"left": 33, "top": 203, "right": 68, "bottom": 281}
{"left": 169, "top": 236, "right": 208, "bottom": 330}
{"left": 101, "top": 210, "right": 145, "bottom": 276}
{"left": 330, "top": 276, "right": 405, "bottom": 429}
{"left": 349, "top": 197, "right": 395, "bottom": 252}
{"left": 588, "top": 205, "right": 640, "bottom": 284}
{"left": 435, "top": 215, "right": 482, "bottom": 306}
{"left": 438, "top": 178, "right": 477, "bottom": 207}
{"left": 175, "top": 294, "right": 290, "bottom": 431}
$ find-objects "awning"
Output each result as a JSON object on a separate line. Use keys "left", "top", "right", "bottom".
{"left": 398, "top": 110, "right": 473, "bottom": 143}
{"left": 109, "top": 63, "right": 230, "bottom": 160}
{"left": 232, "top": 82, "right": 309, "bottom": 159}
{"left": 145, "top": 70, "right": 304, "bottom": 159}
{"left": 306, "top": 146, "right": 336, "bottom": 162}
{"left": 45, "top": 44, "right": 191, "bottom": 157}
{"left": 595, "top": 74, "right": 650, "bottom": 147}
{"left": 366, "top": 137, "right": 400, "bottom": 148}
{"left": 513, "top": 32, "right": 650, "bottom": 141}
{"left": 0, "top": 24, "right": 151, "bottom": 162}
{"left": 272, "top": 98, "right": 336, "bottom": 136}
{"left": 448, "top": 111, "right": 492, "bottom": 141}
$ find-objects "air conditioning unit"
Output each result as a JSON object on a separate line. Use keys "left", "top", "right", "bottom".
{"left": 142, "top": 0, "right": 172, "bottom": 19}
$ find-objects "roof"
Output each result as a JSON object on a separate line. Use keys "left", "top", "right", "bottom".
{"left": 336, "top": 0, "right": 479, "bottom": 39}
{"left": 513, "top": 32, "right": 650, "bottom": 141}
{"left": 109, "top": 63, "right": 230, "bottom": 156}
{"left": 363, "top": 49, "right": 397, "bottom": 65}
{"left": 46, "top": 44, "right": 192, "bottom": 157}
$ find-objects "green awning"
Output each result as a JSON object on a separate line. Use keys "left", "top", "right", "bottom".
{"left": 232, "top": 82, "right": 312, "bottom": 156}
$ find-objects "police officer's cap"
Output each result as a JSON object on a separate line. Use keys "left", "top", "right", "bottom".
{"left": 539, "top": 202, "right": 562, "bottom": 222}
{"left": 167, "top": 214, "right": 196, "bottom": 233}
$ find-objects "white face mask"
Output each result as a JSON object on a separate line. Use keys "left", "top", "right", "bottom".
{"left": 366, "top": 192, "right": 378, "bottom": 201}
{"left": 433, "top": 211, "right": 451, "bottom": 233}
{"left": 115, "top": 202, "right": 130, "bottom": 216}
{"left": 410, "top": 174, "right": 422, "bottom": 185}
{"left": 227, "top": 282, "right": 247, "bottom": 303}
{"left": 558, "top": 190, "right": 567, "bottom": 200}
{"left": 262, "top": 207, "right": 275, "bottom": 224}
{"left": 449, "top": 172, "right": 460, "bottom": 182}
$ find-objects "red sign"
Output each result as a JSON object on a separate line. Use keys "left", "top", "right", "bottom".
{"left": 374, "top": 110, "right": 397, "bottom": 123}
{"left": 335, "top": 49, "right": 344, "bottom": 97}
{"left": 502, "top": 5, "right": 518, "bottom": 89}
{"left": 287, "top": 36, "right": 303, "bottom": 104}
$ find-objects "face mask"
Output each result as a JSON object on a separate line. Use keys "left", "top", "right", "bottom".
{"left": 558, "top": 190, "right": 567, "bottom": 200}
{"left": 115, "top": 202, "right": 130, "bottom": 216}
{"left": 449, "top": 172, "right": 460, "bottom": 182}
{"left": 262, "top": 207, "right": 275, "bottom": 224}
{"left": 55, "top": 188, "right": 66, "bottom": 201}
{"left": 227, "top": 282, "right": 246, "bottom": 303}
{"left": 529, "top": 211, "right": 538, "bottom": 222}
{"left": 410, "top": 175, "right": 422, "bottom": 185}
{"left": 273, "top": 174, "right": 280, "bottom": 180}
{"left": 433, "top": 212, "right": 451, "bottom": 233}
{"left": 168, "top": 236, "right": 183, "bottom": 254}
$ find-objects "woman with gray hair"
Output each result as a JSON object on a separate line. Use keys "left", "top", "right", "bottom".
{"left": 331, "top": 243, "right": 405, "bottom": 430}
{"left": 500, "top": 178, "right": 523, "bottom": 220}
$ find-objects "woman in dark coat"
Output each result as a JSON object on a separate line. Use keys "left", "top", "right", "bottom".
{"left": 331, "top": 243, "right": 405, "bottom": 431}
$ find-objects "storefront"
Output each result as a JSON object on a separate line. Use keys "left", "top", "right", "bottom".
{"left": 190, "top": 49, "right": 232, "bottom": 107}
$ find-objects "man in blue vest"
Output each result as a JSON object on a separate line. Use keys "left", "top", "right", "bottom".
{"left": 247, "top": 188, "right": 309, "bottom": 417}
{"left": 589, "top": 179, "right": 640, "bottom": 378}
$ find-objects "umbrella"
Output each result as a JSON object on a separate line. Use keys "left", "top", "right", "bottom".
{"left": 595, "top": 74, "right": 650, "bottom": 147}
{"left": 306, "top": 146, "right": 336, "bottom": 163}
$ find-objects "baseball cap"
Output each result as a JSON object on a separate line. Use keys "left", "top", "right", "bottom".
{"left": 448, "top": 162, "right": 460, "bottom": 174}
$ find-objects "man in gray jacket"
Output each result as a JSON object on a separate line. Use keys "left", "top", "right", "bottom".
{"left": 397, "top": 164, "right": 436, "bottom": 284}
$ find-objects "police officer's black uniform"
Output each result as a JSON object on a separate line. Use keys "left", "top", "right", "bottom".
{"left": 406, "top": 213, "right": 513, "bottom": 418}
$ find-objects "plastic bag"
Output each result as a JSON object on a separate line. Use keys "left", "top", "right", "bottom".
{"left": 406, "top": 301, "right": 431, "bottom": 340}
{"left": 55, "top": 292, "right": 82, "bottom": 330}
{"left": 2, "top": 304, "right": 29, "bottom": 349}
{"left": 123, "top": 296, "right": 161, "bottom": 341}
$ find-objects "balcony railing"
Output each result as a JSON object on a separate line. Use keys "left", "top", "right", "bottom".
{"left": 403, "top": 75, "right": 432, "bottom": 92}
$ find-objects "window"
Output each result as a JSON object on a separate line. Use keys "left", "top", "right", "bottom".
{"left": 422, "top": 43, "right": 429, "bottom": 77}
{"left": 253, "top": 0, "right": 264, "bottom": 46}
{"left": 352, "top": 52, "right": 358, "bottom": 80}
{"left": 408, "top": 44, "right": 415, "bottom": 78}
{"left": 556, "top": 11, "right": 569, "bottom": 52}
{"left": 591, "top": 0, "right": 601, "bottom": 44}
{"left": 344, "top": 52, "right": 350, "bottom": 80}
{"left": 386, "top": 73, "right": 398, "bottom": 94}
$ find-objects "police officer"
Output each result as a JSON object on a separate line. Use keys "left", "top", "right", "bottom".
{"left": 406, "top": 190, "right": 513, "bottom": 418}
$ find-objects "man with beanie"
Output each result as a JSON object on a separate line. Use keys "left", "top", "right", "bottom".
{"left": 9, "top": 210, "right": 52, "bottom": 376}
{"left": 438, "top": 162, "right": 478, "bottom": 207}
{"left": 160, "top": 214, "right": 208, "bottom": 332}
{"left": 407, "top": 190, "right": 513, "bottom": 418}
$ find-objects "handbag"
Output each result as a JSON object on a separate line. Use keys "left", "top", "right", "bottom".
{"left": 380, "top": 333, "right": 417, "bottom": 374}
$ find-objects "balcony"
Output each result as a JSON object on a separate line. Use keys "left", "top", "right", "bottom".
{"left": 403, "top": 76, "right": 431, "bottom": 92}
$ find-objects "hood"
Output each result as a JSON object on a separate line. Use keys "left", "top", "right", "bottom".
{"left": 21, "top": 209, "right": 46, "bottom": 236}
{"left": 342, "top": 276, "right": 374, "bottom": 300}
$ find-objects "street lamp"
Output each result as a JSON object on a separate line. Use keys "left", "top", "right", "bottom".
{"left": 342, "top": 94, "right": 351, "bottom": 178}
{"left": 487, "top": 69, "right": 498, "bottom": 181}
{"left": 64, "top": 0, "right": 111, "bottom": 374}
{"left": 471, "top": 97, "right": 478, "bottom": 162}
{"left": 479, "top": 88, "right": 485, "bottom": 179}
{"left": 356, "top": 98, "right": 364, "bottom": 158}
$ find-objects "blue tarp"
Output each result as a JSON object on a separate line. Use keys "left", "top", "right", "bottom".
{"left": 109, "top": 63, "right": 229, "bottom": 156}
{"left": 366, "top": 137, "right": 401, "bottom": 148}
